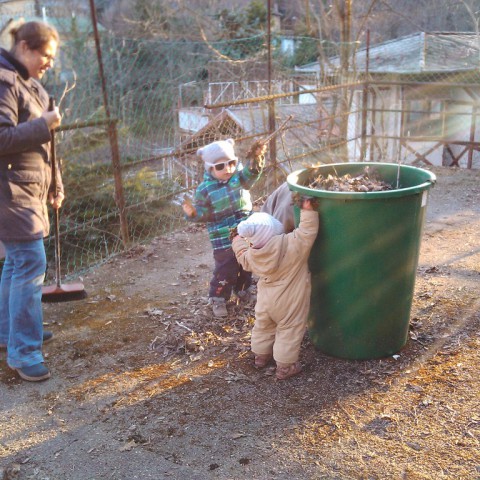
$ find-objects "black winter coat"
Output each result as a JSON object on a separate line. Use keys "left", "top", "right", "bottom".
{"left": 0, "top": 48, "right": 63, "bottom": 241}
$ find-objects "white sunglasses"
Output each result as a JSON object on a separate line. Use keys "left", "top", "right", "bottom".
{"left": 206, "top": 159, "right": 238, "bottom": 171}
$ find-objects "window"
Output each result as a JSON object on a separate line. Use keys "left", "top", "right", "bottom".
{"left": 404, "top": 99, "right": 444, "bottom": 138}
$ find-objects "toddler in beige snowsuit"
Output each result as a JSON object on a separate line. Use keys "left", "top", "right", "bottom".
{"left": 232, "top": 199, "right": 319, "bottom": 380}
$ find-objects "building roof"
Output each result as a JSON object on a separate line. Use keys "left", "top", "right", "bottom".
{"left": 178, "top": 103, "right": 337, "bottom": 166}
{"left": 296, "top": 32, "right": 480, "bottom": 75}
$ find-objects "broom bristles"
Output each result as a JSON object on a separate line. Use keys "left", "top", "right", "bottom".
{"left": 42, "top": 283, "right": 87, "bottom": 303}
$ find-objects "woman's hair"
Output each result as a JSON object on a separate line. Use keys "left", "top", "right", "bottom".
{"left": 9, "top": 21, "right": 59, "bottom": 51}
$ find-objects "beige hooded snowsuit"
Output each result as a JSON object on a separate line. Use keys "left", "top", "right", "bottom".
{"left": 232, "top": 209, "right": 319, "bottom": 363}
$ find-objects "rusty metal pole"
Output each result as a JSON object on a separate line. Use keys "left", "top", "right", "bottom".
{"left": 360, "top": 30, "right": 370, "bottom": 161}
{"left": 267, "top": 0, "right": 277, "bottom": 165}
{"left": 468, "top": 106, "right": 476, "bottom": 168}
{"left": 88, "top": 0, "right": 130, "bottom": 246}
{"left": 305, "top": 0, "right": 311, "bottom": 34}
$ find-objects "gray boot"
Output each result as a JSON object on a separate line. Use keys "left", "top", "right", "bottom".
{"left": 209, "top": 297, "right": 228, "bottom": 318}
{"left": 236, "top": 285, "right": 257, "bottom": 304}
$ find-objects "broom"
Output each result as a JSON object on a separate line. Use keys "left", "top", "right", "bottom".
{"left": 41, "top": 97, "right": 87, "bottom": 302}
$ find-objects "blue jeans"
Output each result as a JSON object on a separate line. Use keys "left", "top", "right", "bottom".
{"left": 0, "top": 239, "right": 46, "bottom": 368}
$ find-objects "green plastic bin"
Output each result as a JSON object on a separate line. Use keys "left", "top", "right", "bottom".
{"left": 287, "top": 162, "right": 436, "bottom": 360}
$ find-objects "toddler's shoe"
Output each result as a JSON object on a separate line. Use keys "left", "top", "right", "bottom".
{"left": 0, "top": 330, "right": 54, "bottom": 350}
{"left": 236, "top": 286, "right": 257, "bottom": 304}
{"left": 236, "top": 289, "right": 250, "bottom": 303}
{"left": 209, "top": 297, "right": 228, "bottom": 318}
{"left": 275, "top": 361, "right": 302, "bottom": 381}
{"left": 10, "top": 363, "right": 51, "bottom": 382}
{"left": 254, "top": 353, "right": 273, "bottom": 369}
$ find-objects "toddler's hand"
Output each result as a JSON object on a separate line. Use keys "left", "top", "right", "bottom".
{"left": 182, "top": 195, "right": 197, "bottom": 217}
{"left": 228, "top": 226, "right": 237, "bottom": 242}
{"left": 253, "top": 141, "right": 267, "bottom": 158}
{"left": 248, "top": 141, "right": 267, "bottom": 171}
{"left": 302, "top": 199, "right": 313, "bottom": 210}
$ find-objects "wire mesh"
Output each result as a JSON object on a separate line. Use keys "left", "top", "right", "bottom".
{"left": 36, "top": 30, "right": 355, "bottom": 281}
{"left": 1, "top": 12, "right": 479, "bottom": 281}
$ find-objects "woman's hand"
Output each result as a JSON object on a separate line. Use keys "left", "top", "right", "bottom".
{"left": 42, "top": 106, "right": 61, "bottom": 130}
{"left": 49, "top": 190, "right": 64, "bottom": 209}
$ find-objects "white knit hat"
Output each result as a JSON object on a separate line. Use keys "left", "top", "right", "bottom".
{"left": 237, "top": 212, "right": 285, "bottom": 249}
{"left": 198, "top": 139, "right": 237, "bottom": 170}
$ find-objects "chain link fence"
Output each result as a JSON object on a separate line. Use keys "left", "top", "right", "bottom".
{"left": 37, "top": 28, "right": 356, "bottom": 280}
{"left": 1, "top": 13, "right": 479, "bottom": 280}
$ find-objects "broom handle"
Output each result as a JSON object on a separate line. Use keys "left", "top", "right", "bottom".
{"left": 49, "top": 97, "right": 62, "bottom": 288}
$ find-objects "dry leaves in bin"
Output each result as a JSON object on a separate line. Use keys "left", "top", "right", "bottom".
{"left": 307, "top": 166, "right": 393, "bottom": 192}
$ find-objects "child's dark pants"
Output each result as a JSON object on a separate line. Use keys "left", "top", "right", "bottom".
{"left": 209, "top": 247, "right": 252, "bottom": 300}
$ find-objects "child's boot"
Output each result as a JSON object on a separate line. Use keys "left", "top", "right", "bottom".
{"left": 236, "top": 289, "right": 251, "bottom": 304}
{"left": 209, "top": 297, "right": 228, "bottom": 318}
{"left": 237, "top": 285, "right": 256, "bottom": 305}
{"left": 275, "top": 361, "right": 302, "bottom": 380}
{"left": 254, "top": 353, "right": 273, "bottom": 369}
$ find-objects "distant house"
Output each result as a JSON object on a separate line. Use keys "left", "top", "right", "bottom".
{"left": 177, "top": 66, "right": 344, "bottom": 177}
{"left": 296, "top": 32, "right": 480, "bottom": 75}
{"left": 177, "top": 89, "right": 345, "bottom": 178}
{"left": 1, "top": 1, "right": 103, "bottom": 85}
{"left": 0, "top": 0, "right": 37, "bottom": 18}
{"left": 0, "top": 0, "right": 67, "bottom": 45}
{"left": 295, "top": 32, "right": 480, "bottom": 168}
{"left": 179, "top": 102, "right": 326, "bottom": 155}
{"left": 0, "top": 0, "right": 36, "bottom": 46}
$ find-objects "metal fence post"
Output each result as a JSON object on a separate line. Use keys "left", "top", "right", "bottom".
{"left": 360, "top": 30, "right": 370, "bottom": 162}
{"left": 267, "top": 0, "right": 277, "bottom": 164}
{"left": 88, "top": 0, "right": 130, "bottom": 247}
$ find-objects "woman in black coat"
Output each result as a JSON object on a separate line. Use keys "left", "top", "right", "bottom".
{"left": 0, "top": 21, "right": 63, "bottom": 381}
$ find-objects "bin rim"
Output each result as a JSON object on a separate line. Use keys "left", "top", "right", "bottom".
{"left": 287, "top": 162, "right": 436, "bottom": 200}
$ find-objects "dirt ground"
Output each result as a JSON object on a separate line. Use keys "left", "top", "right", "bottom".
{"left": 1, "top": 166, "right": 479, "bottom": 480}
